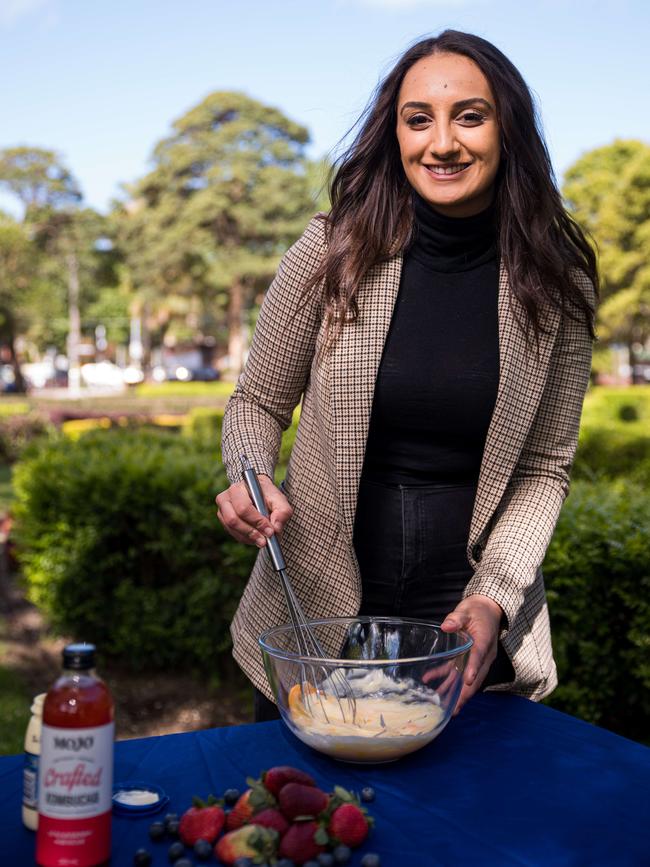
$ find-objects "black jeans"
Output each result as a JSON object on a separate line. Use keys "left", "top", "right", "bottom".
{"left": 253, "top": 477, "right": 513, "bottom": 723}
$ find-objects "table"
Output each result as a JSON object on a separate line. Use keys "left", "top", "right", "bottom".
{"left": 3, "top": 693, "right": 649, "bottom": 866}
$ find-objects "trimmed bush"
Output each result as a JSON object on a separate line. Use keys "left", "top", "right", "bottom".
{"left": 183, "top": 406, "right": 299, "bottom": 477}
{"left": 183, "top": 407, "right": 223, "bottom": 449}
{"left": 543, "top": 478, "right": 650, "bottom": 743}
{"left": 12, "top": 430, "right": 256, "bottom": 673}
{"left": 574, "top": 386, "right": 650, "bottom": 483}
{"left": 0, "top": 412, "right": 53, "bottom": 463}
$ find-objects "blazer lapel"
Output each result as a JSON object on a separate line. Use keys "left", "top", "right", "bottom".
{"left": 328, "top": 255, "right": 561, "bottom": 551}
{"left": 329, "top": 253, "right": 403, "bottom": 541}
{"left": 469, "top": 263, "right": 560, "bottom": 547}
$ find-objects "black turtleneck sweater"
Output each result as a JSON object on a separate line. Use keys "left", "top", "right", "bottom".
{"left": 361, "top": 191, "right": 500, "bottom": 486}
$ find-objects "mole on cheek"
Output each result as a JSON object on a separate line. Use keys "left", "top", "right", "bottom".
{"left": 444, "top": 83, "right": 448, "bottom": 88}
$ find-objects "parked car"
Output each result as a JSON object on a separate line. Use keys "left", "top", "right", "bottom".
{"left": 153, "top": 364, "right": 220, "bottom": 383}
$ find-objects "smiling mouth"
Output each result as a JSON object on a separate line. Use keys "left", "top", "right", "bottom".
{"left": 424, "top": 163, "right": 472, "bottom": 176}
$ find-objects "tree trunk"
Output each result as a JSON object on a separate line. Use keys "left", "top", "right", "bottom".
{"left": 8, "top": 336, "right": 26, "bottom": 393}
{"left": 66, "top": 251, "right": 81, "bottom": 394}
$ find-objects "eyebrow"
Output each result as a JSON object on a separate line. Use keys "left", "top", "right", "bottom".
{"left": 399, "top": 97, "right": 494, "bottom": 114}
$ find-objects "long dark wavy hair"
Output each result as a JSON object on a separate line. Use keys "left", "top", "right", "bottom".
{"left": 305, "top": 30, "right": 598, "bottom": 350}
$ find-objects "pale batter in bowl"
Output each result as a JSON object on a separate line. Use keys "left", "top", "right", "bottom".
{"left": 287, "top": 670, "right": 446, "bottom": 762}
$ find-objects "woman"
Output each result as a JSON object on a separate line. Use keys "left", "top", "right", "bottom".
{"left": 217, "top": 30, "right": 597, "bottom": 722}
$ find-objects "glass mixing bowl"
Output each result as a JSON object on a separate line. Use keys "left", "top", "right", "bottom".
{"left": 259, "top": 616, "right": 473, "bottom": 763}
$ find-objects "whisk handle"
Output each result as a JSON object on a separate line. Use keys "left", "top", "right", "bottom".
{"left": 240, "top": 456, "right": 286, "bottom": 572}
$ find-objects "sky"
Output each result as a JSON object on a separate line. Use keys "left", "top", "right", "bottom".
{"left": 1, "top": 0, "right": 648, "bottom": 215}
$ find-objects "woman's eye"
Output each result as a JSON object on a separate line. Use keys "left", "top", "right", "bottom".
{"left": 407, "top": 114, "right": 430, "bottom": 126}
{"left": 458, "top": 112, "right": 485, "bottom": 124}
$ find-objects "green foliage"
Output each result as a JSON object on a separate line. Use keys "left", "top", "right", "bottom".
{"left": 13, "top": 430, "right": 256, "bottom": 672}
{"left": 544, "top": 479, "right": 650, "bottom": 742}
{"left": 0, "top": 655, "right": 30, "bottom": 755}
{"left": 183, "top": 406, "right": 223, "bottom": 449}
{"left": 563, "top": 140, "right": 650, "bottom": 348}
{"left": 114, "top": 91, "right": 317, "bottom": 373}
{"left": 574, "top": 387, "right": 650, "bottom": 482}
{"left": 135, "top": 381, "right": 235, "bottom": 399}
{"left": 0, "top": 413, "right": 53, "bottom": 463}
{"left": 0, "top": 401, "right": 30, "bottom": 417}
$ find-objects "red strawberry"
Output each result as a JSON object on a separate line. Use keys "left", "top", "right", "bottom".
{"left": 278, "top": 820, "right": 327, "bottom": 864}
{"left": 250, "top": 807, "right": 289, "bottom": 836}
{"left": 214, "top": 825, "right": 279, "bottom": 865}
{"left": 226, "top": 783, "right": 275, "bottom": 830}
{"left": 262, "top": 765, "right": 316, "bottom": 797}
{"left": 278, "top": 782, "right": 329, "bottom": 820}
{"left": 178, "top": 795, "right": 225, "bottom": 845}
{"left": 328, "top": 802, "right": 370, "bottom": 848}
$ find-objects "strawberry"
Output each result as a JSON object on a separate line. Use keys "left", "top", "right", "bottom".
{"left": 214, "top": 825, "right": 279, "bottom": 865}
{"left": 328, "top": 803, "right": 370, "bottom": 848}
{"left": 261, "top": 765, "right": 316, "bottom": 797}
{"left": 278, "top": 820, "right": 328, "bottom": 864}
{"left": 249, "top": 807, "right": 289, "bottom": 836}
{"left": 278, "top": 782, "right": 329, "bottom": 820}
{"left": 226, "top": 782, "right": 276, "bottom": 830}
{"left": 178, "top": 795, "right": 225, "bottom": 845}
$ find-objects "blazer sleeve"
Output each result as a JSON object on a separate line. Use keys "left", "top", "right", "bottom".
{"left": 221, "top": 214, "right": 327, "bottom": 485}
{"left": 463, "top": 272, "right": 596, "bottom": 628}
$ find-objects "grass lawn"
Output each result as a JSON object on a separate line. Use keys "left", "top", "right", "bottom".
{"left": 0, "top": 633, "right": 30, "bottom": 756}
{"left": 0, "top": 464, "right": 13, "bottom": 515}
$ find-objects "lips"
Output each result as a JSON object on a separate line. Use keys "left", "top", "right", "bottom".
{"left": 424, "top": 163, "right": 472, "bottom": 177}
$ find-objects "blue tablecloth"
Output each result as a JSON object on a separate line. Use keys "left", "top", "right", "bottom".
{"left": 3, "top": 692, "right": 649, "bottom": 866}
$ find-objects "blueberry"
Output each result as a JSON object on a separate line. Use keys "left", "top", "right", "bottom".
{"left": 174, "top": 860, "right": 193, "bottom": 867}
{"left": 148, "top": 820, "right": 166, "bottom": 841}
{"left": 193, "top": 838, "right": 212, "bottom": 860}
{"left": 164, "top": 811, "right": 179, "bottom": 828}
{"left": 361, "top": 856, "right": 381, "bottom": 867}
{"left": 304, "top": 861, "right": 320, "bottom": 867}
{"left": 223, "top": 787, "right": 241, "bottom": 806}
{"left": 332, "top": 845, "right": 352, "bottom": 864}
{"left": 276, "top": 860, "right": 295, "bottom": 867}
{"left": 134, "top": 850, "right": 152, "bottom": 866}
{"left": 360, "top": 786, "right": 376, "bottom": 803}
{"left": 318, "top": 855, "right": 335, "bottom": 867}
{"left": 233, "top": 858, "right": 253, "bottom": 867}
{"left": 168, "top": 840, "right": 185, "bottom": 862}
{"left": 166, "top": 819, "right": 180, "bottom": 838}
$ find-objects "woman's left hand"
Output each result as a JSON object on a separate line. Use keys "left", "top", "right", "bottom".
{"left": 440, "top": 595, "right": 503, "bottom": 714}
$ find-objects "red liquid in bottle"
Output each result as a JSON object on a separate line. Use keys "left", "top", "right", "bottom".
{"left": 36, "top": 643, "right": 114, "bottom": 867}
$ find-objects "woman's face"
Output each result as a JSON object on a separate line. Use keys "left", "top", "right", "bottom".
{"left": 396, "top": 52, "right": 501, "bottom": 218}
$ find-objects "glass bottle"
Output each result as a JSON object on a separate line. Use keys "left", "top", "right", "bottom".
{"left": 36, "top": 643, "right": 114, "bottom": 867}
{"left": 22, "top": 692, "right": 46, "bottom": 830}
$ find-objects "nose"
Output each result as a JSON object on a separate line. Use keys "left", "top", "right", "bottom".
{"left": 428, "top": 122, "right": 460, "bottom": 161}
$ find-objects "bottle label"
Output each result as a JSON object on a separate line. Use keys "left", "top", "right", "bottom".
{"left": 23, "top": 750, "right": 39, "bottom": 809}
{"left": 38, "top": 722, "right": 114, "bottom": 819}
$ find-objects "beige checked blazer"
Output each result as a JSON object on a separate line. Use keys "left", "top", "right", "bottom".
{"left": 222, "top": 214, "right": 595, "bottom": 703}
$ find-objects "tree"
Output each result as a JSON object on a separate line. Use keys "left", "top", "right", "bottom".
{"left": 114, "top": 91, "right": 316, "bottom": 375}
{"left": 563, "top": 140, "right": 650, "bottom": 368}
{"left": 0, "top": 147, "right": 118, "bottom": 388}
{"left": 0, "top": 213, "right": 38, "bottom": 390}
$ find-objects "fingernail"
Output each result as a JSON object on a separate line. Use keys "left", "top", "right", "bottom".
{"left": 264, "top": 527, "right": 274, "bottom": 538}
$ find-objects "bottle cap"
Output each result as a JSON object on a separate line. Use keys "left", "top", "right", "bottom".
{"left": 31, "top": 693, "right": 46, "bottom": 716}
{"left": 63, "top": 643, "right": 96, "bottom": 670}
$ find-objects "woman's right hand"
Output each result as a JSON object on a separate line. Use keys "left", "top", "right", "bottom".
{"left": 215, "top": 475, "right": 293, "bottom": 548}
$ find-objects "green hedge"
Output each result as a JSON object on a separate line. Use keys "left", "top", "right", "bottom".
{"left": 183, "top": 407, "right": 299, "bottom": 479}
{"left": 13, "top": 430, "right": 256, "bottom": 673}
{"left": 543, "top": 479, "right": 650, "bottom": 742}
{"left": 0, "top": 413, "right": 53, "bottom": 463}
{"left": 574, "top": 386, "right": 650, "bottom": 483}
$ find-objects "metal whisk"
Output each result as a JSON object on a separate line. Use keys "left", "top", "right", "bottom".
{"left": 240, "top": 456, "right": 356, "bottom": 724}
